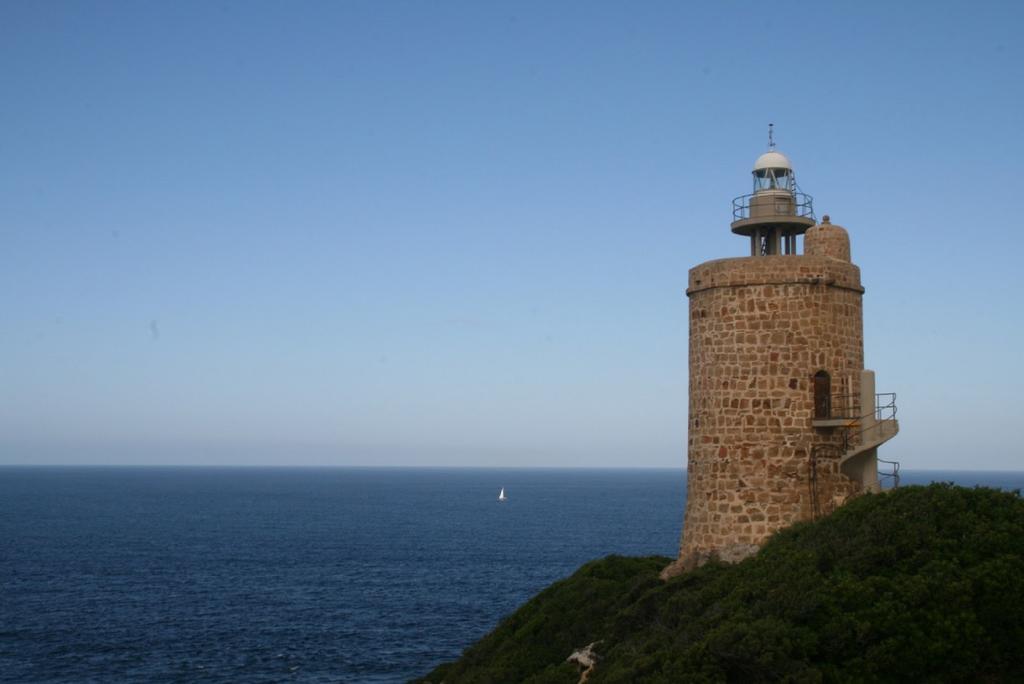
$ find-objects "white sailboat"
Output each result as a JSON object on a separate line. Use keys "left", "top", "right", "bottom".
{"left": 498, "top": 487, "right": 507, "bottom": 502}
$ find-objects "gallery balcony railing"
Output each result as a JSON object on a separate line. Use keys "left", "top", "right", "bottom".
{"left": 732, "top": 191, "right": 815, "bottom": 222}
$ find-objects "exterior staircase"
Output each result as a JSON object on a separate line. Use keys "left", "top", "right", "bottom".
{"left": 838, "top": 391, "right": 899, "bottom": 492}
{"left": 840, "top": 394, "right": 899, "bottom": 461}
{"left": 813, "top": 370, "right": 900, "bottom": 493}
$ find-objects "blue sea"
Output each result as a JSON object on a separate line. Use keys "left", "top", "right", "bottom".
{"left": 2, "top": 467, "right": 1022, "bottom": 683}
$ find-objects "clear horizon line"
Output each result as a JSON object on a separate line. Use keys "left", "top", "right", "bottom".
{"left": 1, "top": 463, "right": 1022, "bottom": 473}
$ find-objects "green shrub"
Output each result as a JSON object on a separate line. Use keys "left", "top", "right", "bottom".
{"left": 417, "top": 484, "right": 1024, "bottom": 683}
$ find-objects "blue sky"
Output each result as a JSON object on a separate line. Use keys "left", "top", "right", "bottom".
{"left": 2, "top": 1, "right": 1022, "bottom": 468}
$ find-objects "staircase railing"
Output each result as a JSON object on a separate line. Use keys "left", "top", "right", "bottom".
{"left": 878, "top": 457, "right": 901, "bottom": 489}
{"left": 842, "top": 393, "right": 897, "bottom": 452}
{"left": 808, "top": 443, "right": 842, "bottom": 520}
{"left": 828, "top": 392, "right": 861, "bottom": 419}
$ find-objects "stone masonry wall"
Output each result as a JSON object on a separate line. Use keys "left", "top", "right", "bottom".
{"left": 804, "top": 217, "right": 851, "bottom": 262}
{"left": 671, "top": 254, "right": 865, "bottom": 571}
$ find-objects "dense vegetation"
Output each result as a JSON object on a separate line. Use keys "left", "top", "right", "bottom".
{"left": 418, "top": 484, "right": 1024, "bottom": 683}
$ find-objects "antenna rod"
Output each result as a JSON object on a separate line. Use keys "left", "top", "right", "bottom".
{"left": 768, "top": 123, "right": 775, "bottom": 150}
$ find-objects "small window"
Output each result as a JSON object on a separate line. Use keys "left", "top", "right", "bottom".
{"left": 814, "top": 371, "right": 831, "bottom": 419}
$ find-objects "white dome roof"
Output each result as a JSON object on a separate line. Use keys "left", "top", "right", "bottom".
{"left": 753, "top": 151, "right": 792, "bottom": 172}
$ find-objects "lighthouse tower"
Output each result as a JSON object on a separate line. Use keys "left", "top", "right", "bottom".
{"left": 662, "top": 130, "right": 899, "bottom": 577}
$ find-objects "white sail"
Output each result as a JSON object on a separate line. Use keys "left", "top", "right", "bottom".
{"left": 498, "top": 487, "right": 507, "bottom": 501}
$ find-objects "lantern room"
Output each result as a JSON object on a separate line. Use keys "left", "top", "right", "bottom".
{"left": 730, "top": 126, "right": 816, "bottom": 256}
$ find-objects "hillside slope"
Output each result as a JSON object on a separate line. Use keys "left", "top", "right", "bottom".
{"left": 418, "top": 484, "right": 1024, "bottom": 683}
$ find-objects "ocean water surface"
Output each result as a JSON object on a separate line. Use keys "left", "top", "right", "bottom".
{"left": 2, "top": 467, "right": 1022, "bottom": 683}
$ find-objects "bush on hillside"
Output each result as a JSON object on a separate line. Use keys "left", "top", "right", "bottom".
{"left": 418, "top": 484, "right": 1024, "bottom": 683}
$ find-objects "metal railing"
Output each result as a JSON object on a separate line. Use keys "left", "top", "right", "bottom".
{"left": 873, "top": 393, "right": 897, "bottom": 421}
{"left": 827, "top": 393, "right": 861, "bottom": 420}
{"left": 878, "top": 458, "right": 901, "bottom": 489}
{"left": 842, "top": 393, "right": 898, "bottom": 452}
{"left": 808, "top": 443, "right": 842, "bottom": 520}
{"left": 732, "top": 191, "right": 815, "bottom": 222}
